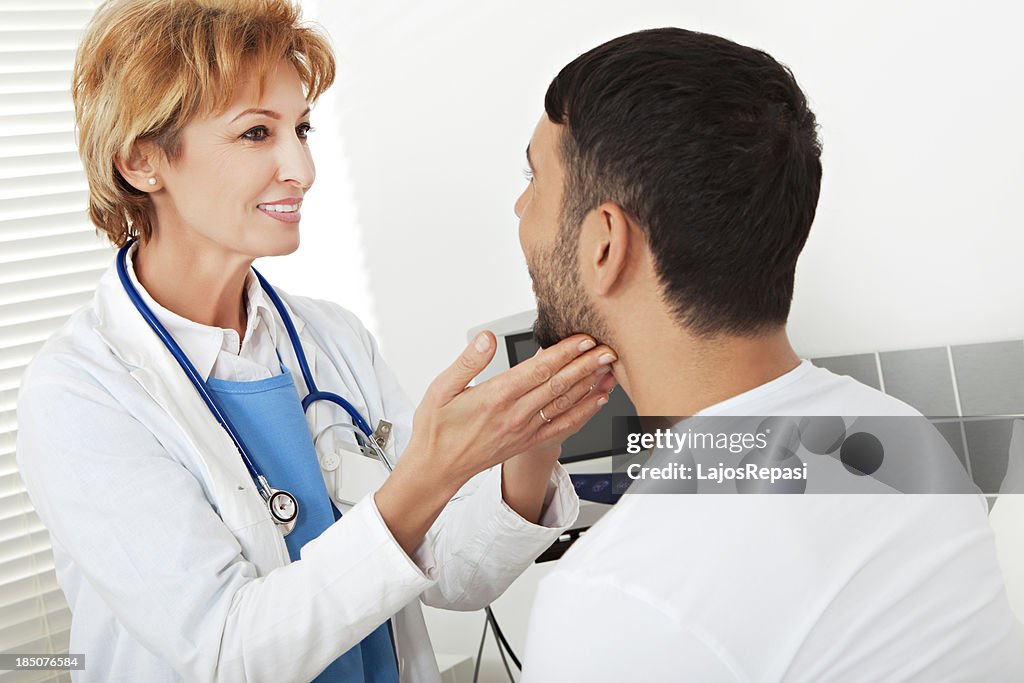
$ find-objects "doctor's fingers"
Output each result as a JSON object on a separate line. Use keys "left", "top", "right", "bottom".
{"left": 533, "top": 367, "right": 617, "bottom": 427}
{"left": 532, "top": 380, "right": 614, "bottom": 446}
{"left": 489, "top": 334, "right": 605, "bottom": 403}
{"left": 508, "top": 343, "right": 617, "bottom": 427}
{"left": 425, "top": 331, "right": 498, "bottom": 405}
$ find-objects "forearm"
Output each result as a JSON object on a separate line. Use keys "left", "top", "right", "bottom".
{"left": 500, "top": 449, "right": 560, "bottom": 524}
{"left": 223, "top": 496, "right": 435, "bottom": 683}
{"left": 373, "top": 443, "right": 465, "bottom": 556}
{"left": 420, "top": 463, "right": 577, "bottom": 610}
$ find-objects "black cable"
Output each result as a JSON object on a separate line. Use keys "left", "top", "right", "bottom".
{"left": 485, "top": 605, "right": 522, "bottom": 671}
{"left": 490, "top": 612, "right": 516, "bottom": 683}
{"left": 472, "top": 612, "right": 488, "bottom": 683}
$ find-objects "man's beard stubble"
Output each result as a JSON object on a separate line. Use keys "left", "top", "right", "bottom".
{"left": 527, "top": 235, "right": 610, "bottom": 350}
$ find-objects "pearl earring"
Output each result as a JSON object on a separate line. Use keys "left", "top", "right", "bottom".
{"left": 147, "top": 177, "right": 157, "bottom": 186}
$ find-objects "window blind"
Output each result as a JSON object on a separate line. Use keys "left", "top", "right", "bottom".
{"left": 1, "top": 2, "right": 107, "bottom": 682}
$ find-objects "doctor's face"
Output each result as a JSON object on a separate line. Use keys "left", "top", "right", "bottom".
{"left": 148, "top": 59, "right": 314, "bottom": 259}
{"left": 515, "top": 117, "right": 608, "bottom": 349}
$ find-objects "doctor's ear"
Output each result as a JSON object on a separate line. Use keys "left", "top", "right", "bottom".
{"left": 580, "top": 202, "right": 642, "bottom": 297}
{"left": 114, "top": 142, "right": 163, "bottom": 193}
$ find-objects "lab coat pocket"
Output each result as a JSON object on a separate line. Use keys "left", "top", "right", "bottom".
{"left": 224, "top": 485, "right": 291, "bottom": 569}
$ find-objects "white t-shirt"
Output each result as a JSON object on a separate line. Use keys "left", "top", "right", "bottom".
{"left": 522, "top": 361, "right": 1024, "bottom": 682}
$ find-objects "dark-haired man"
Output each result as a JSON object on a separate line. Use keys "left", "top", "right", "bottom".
{"left": 516, "top": 28, "right": 1023, "bottom": 680}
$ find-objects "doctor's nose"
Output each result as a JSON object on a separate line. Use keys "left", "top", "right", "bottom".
{"left": 277, "top": 138, "right": 316, "bottom": 190}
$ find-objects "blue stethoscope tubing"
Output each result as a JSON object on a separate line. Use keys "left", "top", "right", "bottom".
{"left": 115, "top": 239, "right": 391, "bottom": 534}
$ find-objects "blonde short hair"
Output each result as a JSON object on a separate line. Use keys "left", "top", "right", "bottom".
{"left": 73, "top": 0, "right": 336, "bottom": 246}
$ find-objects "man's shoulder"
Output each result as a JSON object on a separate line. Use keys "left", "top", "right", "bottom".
{"left": 724, "top": 360, "right": 923, "bottom": 417}
{"left": 549, "top": 365, "right": 934, "bottom": 580}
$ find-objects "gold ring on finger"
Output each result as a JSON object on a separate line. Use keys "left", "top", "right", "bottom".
{"left": 539, "top": 407, "right": 552, "bottom": 423}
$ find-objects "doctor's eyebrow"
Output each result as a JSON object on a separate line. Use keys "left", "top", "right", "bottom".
{"left": 525, "top": 144, "right": 537, "bottom": 178}
{"left": 230, "top": 107, "right": 312, "bottom": 124}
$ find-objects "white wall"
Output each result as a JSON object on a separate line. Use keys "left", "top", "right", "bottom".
{"left": 300, "top": 0, "right": 1024, "bottom": 400}
{"left": 292, "top": 2, "right": 1024, "bottom": 679}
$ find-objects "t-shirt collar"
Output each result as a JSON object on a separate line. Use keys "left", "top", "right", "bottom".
{"left": 695, "top": 359, "right": 813, "bottom": 416}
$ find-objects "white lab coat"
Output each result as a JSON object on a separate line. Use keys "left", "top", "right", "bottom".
{"left": 16, "top": 261, "right": 579, "bottom": 683}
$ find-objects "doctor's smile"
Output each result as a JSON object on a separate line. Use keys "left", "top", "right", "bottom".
{"left": 257, "top": 197, "right": 304, "bottom": 223}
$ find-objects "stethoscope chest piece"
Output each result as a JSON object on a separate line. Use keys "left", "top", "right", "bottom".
{"left": 267, "top": 488, "right": 298, "bottom": 535}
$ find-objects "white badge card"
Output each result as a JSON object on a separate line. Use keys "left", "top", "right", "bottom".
{"left": 334, "top": 445, "right": 389, "bottom": 505}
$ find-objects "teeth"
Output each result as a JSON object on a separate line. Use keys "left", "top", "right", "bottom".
{"left": 258, "top": 204, "right": 299, "bottom": 212}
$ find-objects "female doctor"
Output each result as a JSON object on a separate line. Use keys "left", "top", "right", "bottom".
{"left": 14, "top": 1, "right": 618, "bottom": 681}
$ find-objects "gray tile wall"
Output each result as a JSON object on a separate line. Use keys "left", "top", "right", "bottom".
{"left": 963, "top": 419, "right": 1014, "bottom": 495}
{"left": 952, "top": 342, "right": 1024, "bottom": 416}
{"left": 813, "top": 354, "right": 882, "bottom": 391}
{"left": 812, "top": 340, "right": 1024, "bottom": 497}
{"left": 878, "top": 347, "right": 958, "bottom": 417}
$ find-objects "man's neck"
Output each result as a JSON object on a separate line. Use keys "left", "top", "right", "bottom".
{"left": 611, "top": 319, "right": 801, "bottom": 416}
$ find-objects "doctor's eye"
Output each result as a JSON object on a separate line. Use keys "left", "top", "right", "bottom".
{"left": 296, "top": 122, "right": 315, "bottom": 140}
{"left": 240, "top": 125, "right": 270, "bottom": 142}
{"left": 522, "top": 166, "right": 534, "bottom": 182}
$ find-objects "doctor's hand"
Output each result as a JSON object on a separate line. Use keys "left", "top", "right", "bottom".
{"left": 500, "top": 365, "right": 618, "bottom": 523}
{"left": 411, "top": 331, "right": 615, "bottom": 483}
{"left": 375, "top": 332, "right": 616, "bottom": 555}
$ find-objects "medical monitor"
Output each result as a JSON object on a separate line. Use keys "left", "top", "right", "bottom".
{"left": 468, "top": 311, "right": 637, "bottom": 464}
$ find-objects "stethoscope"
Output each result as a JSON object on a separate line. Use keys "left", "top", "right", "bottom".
{"left": 116, "top": 239, "right": 394, "bottom": 536}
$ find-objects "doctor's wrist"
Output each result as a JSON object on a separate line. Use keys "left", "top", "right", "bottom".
{"left": 399, "top": 435, "right": 477, "bottom": 493}
{"left": 500, "top": 449, "right": 559, "bottom": 524}
{"left": 373, "top": 439, "right": 466, "bottom": 556}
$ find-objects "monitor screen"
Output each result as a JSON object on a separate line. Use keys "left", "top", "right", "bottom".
{"left": 505, "top": 331, "right": 637, "bottom": 464}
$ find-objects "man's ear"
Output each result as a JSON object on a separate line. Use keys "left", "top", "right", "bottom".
{"left": 580, "top": 202, "right": 637, "bottom": 297}
{"left": 114, "top": 141, "right": 162, "bottom": 193}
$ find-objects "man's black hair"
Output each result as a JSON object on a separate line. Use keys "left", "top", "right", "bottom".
{"left": 544, "top": 27, "right": 822, "bottom": 336}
